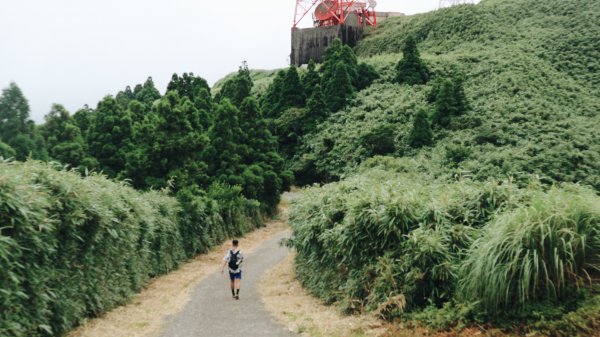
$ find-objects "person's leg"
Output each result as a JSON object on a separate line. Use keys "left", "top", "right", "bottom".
{"left": 235, "top": 272, "right": 241, "bottom": 299}
{"left": 229, "top": 273, "right": 236, "bottom": 298}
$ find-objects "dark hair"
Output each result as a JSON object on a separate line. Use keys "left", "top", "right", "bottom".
{"left": 232, "top": 239, "right": 239, "bottom": 246}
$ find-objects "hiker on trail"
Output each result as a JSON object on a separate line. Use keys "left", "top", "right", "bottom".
{"left": 221, "top": 239, "right": 244, "bottom": 299}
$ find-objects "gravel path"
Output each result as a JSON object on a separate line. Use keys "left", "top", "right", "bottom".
{"left": 160, "top": 230, "right": 294, "bottom": 337}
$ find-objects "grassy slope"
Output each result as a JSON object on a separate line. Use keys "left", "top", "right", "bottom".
{"left": 298, "top": 0, "right": 600, "bottom": 188}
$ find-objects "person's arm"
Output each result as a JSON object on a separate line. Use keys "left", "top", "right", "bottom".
{"left": 237, "top": 252, "right": 244, "bottom": 267}
{"left": 221, "top": 251, "right": 229, "bottom": 275}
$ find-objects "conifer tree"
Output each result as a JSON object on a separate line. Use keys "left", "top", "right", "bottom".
{"left": 408, "top": 109, "right": 434, "bottom": 148}
{"left": 280, "top": 66, "right": 306, "bottom": 108}
{"left": 238, "top": 97, "right": 292, "bottom": 207}
{"left": 167, "top": 73, "right": 211, "bottom": 104}
{"left": 87, "top": 96, "right": 133, "bottom": 176}
{"left": 324, "top": 61, "right": 354, "bottom": 112}
{"left": 41, "top": 104, "right": 90, "bottom": 167}
{"left": 216, "top": 61, "right": 253, "bottom": 107}
{"left": 356, "top": 62, "right": 380, "bottom": 90}
{"left": 431, "top": 79, "right": 457, "bottom": 128}
{"left": 0, "top": 82, "right": 47, "bottom": 160}
{"left": 305, "top": 84, "right": 329, "bottom": 127}
{"left": 302, "top": 60, "right": 321, "bottom": 99}
{"left": 203, "top": 99, "right": 244, "bottom": 186}
{"left": 261, "top": 70, "right": 286, "bottom": 118}
{"left": 72, "top": 105, "right": 93, "bottom": 138}
{"left": 262, "top": 66, "right": 306, "bottom": 119}
{"left": 395, "top": 35, "right": 430, "bottom": 85}
{"left": 134, "top": 77, "right": 162, "bottom": 105}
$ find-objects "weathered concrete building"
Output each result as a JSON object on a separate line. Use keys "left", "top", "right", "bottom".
{"left": 290, "top": 11, "right": 403, "bottom": 66}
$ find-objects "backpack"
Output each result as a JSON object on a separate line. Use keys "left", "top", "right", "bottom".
{"left": 228, "top": 250, "right": 241, "bottom": 270}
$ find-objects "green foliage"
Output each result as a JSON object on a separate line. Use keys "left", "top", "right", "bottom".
{"left": 41, "top": 104, "right": 94, "bottom": 169}
{"left": 86, "top": 96, "right": 133, "bottom": 177}
{"left": 324, "top": 61, "right": 355, "bottom": 113}
{"left": 126, "top": 91, "right": 209, "bottom": 191}
{"left": 458, "top": 186, "right": 600, "bottom": 312}
{"left": 261, "top": 66, "right": 306, "bottom": 119}
{"left": 215, "top": 61, "right": 253, "bottom": 107}
{"left": 0, "top": 160, "right": 263, "bottom": 337}
{"left": 356, "top": 62, "right": 380, "bottom": 91}
{"left": 302, "top": 60, "right": 321, "bottom": 99}
{"left": 0, "top": 141, "right": 16, "bottom": 158}
{"left": 408, "top": 109, "right": 433, "bottom": 148}
{"left": 0, "top": 160, "right": 183, "bottom": 337}
{"left": 0, "top": 82, "right": 48, "bottom": 160}
{"left": 431, "top": 78, "right": 467, "bottom": 128}
{"left": 395, "top": 36, "right": 430, "bottom": 85}
{"left": 294, "top": 0, "right": 600, "bottom": 190}
{"left": 288, "top": 158, "right": 600, "bottom": 334}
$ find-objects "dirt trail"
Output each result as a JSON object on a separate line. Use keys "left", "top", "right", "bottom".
{"left": 68, "top": 193, "right": 296, "bottom": 337}
{"left": 160, "top": 230, "right": 294, "bottom": 337}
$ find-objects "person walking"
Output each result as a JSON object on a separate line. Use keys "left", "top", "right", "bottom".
{"left": 221, "top": 239, "right": 244, "bottom": 299}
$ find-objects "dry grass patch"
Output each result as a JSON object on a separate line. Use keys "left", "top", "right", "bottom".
{"left": 67, "top": 210, "right": 289, "bottom": 337}
{"left": 259, "top": 253, "right": 389, "bottom": 337}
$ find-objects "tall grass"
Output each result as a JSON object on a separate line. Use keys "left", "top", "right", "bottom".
{"left": 459, "top": 185, "right": 600, "bottom": 312}
{"left": 287, "top": 159, "right": 523, "bottom": 313}
{"left": 288, "top": 158, "right": 600, "bottom": 332}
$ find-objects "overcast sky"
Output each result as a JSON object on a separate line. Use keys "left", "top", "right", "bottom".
{"left": 0, "top": 0, "right": 473, "bottom": 123}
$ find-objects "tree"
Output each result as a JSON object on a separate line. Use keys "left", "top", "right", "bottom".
{"left": 305, "top": 84, "right": 329, "bottom": 126}
{"left": 324, "top": 61, "right": 354, "bottom": 112}
{"left": 72, "top": 105, "right": 94, "bottom": 138}
{"left": 302, "top": 60, "right": 321, "bottom": 99}
{"left": 395, "top": 36, "right": 430, "bottom": 85}
{"left": 203, "top": 99, "right": 245, "bottom": 186}
{"left": 41, "top": 104, "right": 90, "bottom": 168}
{"left": 238, "top": 97, "right": 292, "bottom": 207}
{"left": 356, "top": 62, "right": 380, "bottom": 90}
{"left": 134, "top": 77, "right": 161, "bottom": 106}
{"left": 215, "top": 61, "right": 253, "bottom": 107}
{"left": 261, "top": 70, "right": 286, "bottom": 118}
{"left": 261, "top": 66, "right": 306, "bottom": 119}
{"left": 0, "top": 82, "right": 48, "bottom": 160}
{"left": 408, "top": 109, "right": 434, "bottom": 148}
{"left": 432, "top": 79, "right": 457, "bottom": 128}
{"left": 431, "top": 78, "right": 468, "bottom": 128}
{"left": 127, "top": 91, "right": 208, "bottom": 190}
{"left": 167, "top": 73, "right": 211, "bottom": 105}
{"left": 87, "top": 96, "right": 133, "bottom": 176}
{"left": 281, "top": 66, "right": 306, "bottom": 108}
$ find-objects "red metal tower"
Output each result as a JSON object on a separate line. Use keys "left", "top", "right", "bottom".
{"left": 293, "top": 0, "right": 377, "bottom": 28}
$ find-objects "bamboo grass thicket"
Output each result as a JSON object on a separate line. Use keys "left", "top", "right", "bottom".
{"left": 459, "top": 186, "right": 600, "bottom": 312}
{"left": 0, "top": 160, "right": 262, "bottom": 337}
{"left": 287, "top": 157, "right": 600, "bottom": 324}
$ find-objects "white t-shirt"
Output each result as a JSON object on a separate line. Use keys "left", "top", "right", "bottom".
{"left": 223, "top": 249, "right": 244, "bottom": 273}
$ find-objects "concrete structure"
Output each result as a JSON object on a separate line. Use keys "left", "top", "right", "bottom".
{"left": 291, "top": 24, "right": 363, "bottom": 66}
{"left": 290, "top": 11, "right": 404, "bottom": 66}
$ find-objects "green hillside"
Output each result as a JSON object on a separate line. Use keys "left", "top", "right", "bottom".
{"left": 293, "top": 0, "right": 600, "bottom": 188}
{"left": 285, "top": 0, "right": 600, "bottom": 335}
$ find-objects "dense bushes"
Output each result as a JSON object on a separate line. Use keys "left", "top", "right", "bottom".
{"left": 287, "top": 157, "right": 600, "bottom": 333}
{"left": 0, "top": 160, "right": 261, "bottom": 337}
{"left": 291, "top": 0, "right": 600, "bottom": 189}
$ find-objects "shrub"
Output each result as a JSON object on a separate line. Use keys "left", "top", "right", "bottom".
{"left": 458, "top": 185, "right": 600, "bottom": 312}
{"left": 0, "top": 160, "right": 262, "bottom": 337}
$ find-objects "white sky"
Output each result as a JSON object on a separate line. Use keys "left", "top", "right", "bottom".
{"left": 0, "top": 0, "right": 469, "bottom": 122}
